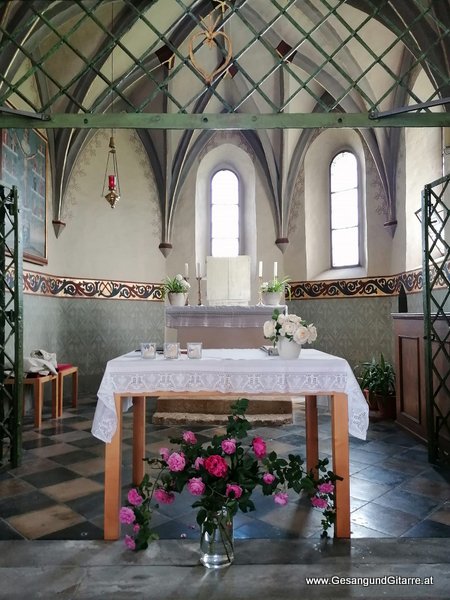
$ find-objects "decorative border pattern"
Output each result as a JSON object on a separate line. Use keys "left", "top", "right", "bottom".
{"left": 21, "top": 270, "right": 163, "bottom": 301}
{"left": 6, "top": 261, "right": 447, "bottom": 301}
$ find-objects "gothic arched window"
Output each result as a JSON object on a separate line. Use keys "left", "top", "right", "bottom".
{"left": 330, "top": 151, "right": 360, "bottom": 267}
{"left": 211, "top": 169, "right": 240, "bottom": 257}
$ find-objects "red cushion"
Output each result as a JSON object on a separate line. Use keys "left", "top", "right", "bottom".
{"left": 57, "top": 363, "right": 73, "bottom": 371}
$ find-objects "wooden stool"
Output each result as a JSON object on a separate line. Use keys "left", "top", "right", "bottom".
{"left": 57, "top": 364, "right": 78, "bottom": 416}
{"left": 5, "top": 374, "right": 59, "bottom": 428}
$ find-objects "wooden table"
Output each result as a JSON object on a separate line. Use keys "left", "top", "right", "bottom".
{"left": 92, "top": 348, "right": 369, "bottom": 541}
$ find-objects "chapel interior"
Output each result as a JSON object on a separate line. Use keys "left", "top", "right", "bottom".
{"left": 0, "top": 1, "right": 449, "bottom": 597}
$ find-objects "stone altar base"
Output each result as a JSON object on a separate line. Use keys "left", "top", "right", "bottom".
{"left": 152, "top": 395, "right": 293, "bottom": 426}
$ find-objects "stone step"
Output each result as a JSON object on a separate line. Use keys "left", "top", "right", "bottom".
{"left": 155, "top": 395, "right": 292, "bottom": 415}
{"left": 152, "top": 411, "right": 293, "bottom": 427}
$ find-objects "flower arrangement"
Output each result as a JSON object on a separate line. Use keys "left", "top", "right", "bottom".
{"left": 263, "top": 308, "right": 317, "bottom": 346}
{"left": 120, "top": 398, "right": 339, "bottom": 552}
{"left": 162, "top": 274, "right": 190, "bottom": 296}
{"left": 260, "top": 275, "right": 291, "bottom": 295}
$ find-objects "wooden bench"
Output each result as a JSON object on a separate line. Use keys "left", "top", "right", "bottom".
{"left": 56, "top": 364, "right": 78, "bottom": 415}
{"left": 5, "top": 374, "right": 59, "bottom": 428}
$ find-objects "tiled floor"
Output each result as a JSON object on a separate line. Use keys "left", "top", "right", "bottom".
{"left": 1, "top": 395, "right": 449, "bottom": 542}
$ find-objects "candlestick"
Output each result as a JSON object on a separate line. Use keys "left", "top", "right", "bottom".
{"left": 196, "top": 276, "right": 203, "bottom": 306}
{"left": 196, "top": 262, "right": 201, "bottom": 278}
{"left": 184, "top": 276, "right": 190, "bottom": 306}
{"left": 257, "top": 275, "right": 263, "bottom": 306}
{"left": 258, "top": 260, "right": 263, "bottom": 278}
{"left": 184, "top": 263, "right": 189, "bottom": 278}
{"left": 273, "top": 261, "right": 278, "bottom": 278}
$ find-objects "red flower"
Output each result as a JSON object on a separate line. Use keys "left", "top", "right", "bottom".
{"left": 204, "top": 454, "right": 228, "bottom": 478}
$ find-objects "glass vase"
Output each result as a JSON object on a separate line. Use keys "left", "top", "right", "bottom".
{"left": 200, "top": 508, "right": 234, "bottom": 569}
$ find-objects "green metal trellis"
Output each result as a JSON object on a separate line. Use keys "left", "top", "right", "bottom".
{"left": 422, "top": 173, "right": 450, "bottom": 464}
{"left": 0, "top": 184, "right": 23, "bottom": 470}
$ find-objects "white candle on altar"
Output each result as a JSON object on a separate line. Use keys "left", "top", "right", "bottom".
{"left": 184, "top": 263, "right": 189, "bottom": 278}
{"left": 196, "top": 262, "right": 201, "bottom": 278}
{"left": 258, "top": 261, "right": 263, "bottom": 278}
{"left": 273, "top": 261, "right": 278, "bottom": 278}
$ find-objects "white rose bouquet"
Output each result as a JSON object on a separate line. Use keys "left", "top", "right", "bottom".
{"left": 263, "top": 308, "right": 317, "bottom": 346}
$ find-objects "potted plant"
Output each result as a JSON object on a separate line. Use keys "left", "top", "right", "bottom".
{"left": 358, "top": 354, "right": 396, "bottom": 420}
{"left": 162, "top": 274, "right": 190, "bottom": 305}
{"left": 260, "top": 276, "right": 291, "bottom": 305}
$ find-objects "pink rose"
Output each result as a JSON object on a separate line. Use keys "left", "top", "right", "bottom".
{"left": 133, "top": 524, "right": 140, "bottom": 534}
{"left": 183, "top": 431, "right": 197, "bottom": 444}
{"left": 318, "top": 482, "right": 334, "bottom": 494}
{"left": 226, "top": 484, "right": 243, "bottom": 499}
{"left": 154, "top": 488, "right": 176, "bottom": 504}
{"left": 119, "top": 507, "right": 135, "bottom": 524}
{"left": 274, "top": 492, "right": 289, "bottom": 506}
{"left": 311, "top": 496, "right": 328, "bottom": 509}
{"left": 252, "top": 437, "right": 267, "bottom": 459}
{"left": 221, "top": 438, "right": 237, "bottom": 454}
{"left": 159, "top": 447, "right": 170, "bottom": 461}
{"left": 187, "top": 477, "right": 206, "bottom": 496}
{"left": 204, "top": 454, "right": 228, "bottom": 478}
{"left": 167, "top": 451, "right": 186, "bottom": 472}
{"left": 124, "top": 534, "right": 136, "bottom": 550}
{"left": 127, "top": 488, "right": 143, "bottom": 506}
{"left": 194, "top": 457, "right": 204, "bottom": 470}
{"left": 263, "top": 472, "right": 276, "bottom": 485}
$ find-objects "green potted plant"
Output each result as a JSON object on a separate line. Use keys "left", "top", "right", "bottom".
{"left": 358, "top": 354, "right": 396, "bottom": 420}
{"left": 260, "top": 276, "right": 291, "bottom": 305}
{"left": 162, "top": 274, "right": 190, "bottom": 305}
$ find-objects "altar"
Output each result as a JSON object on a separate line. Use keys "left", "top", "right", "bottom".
{"left": 92, "top": 348, "right": 369, "bottom": 541}
{"left": 165, "top": 305, "right": 284, "bottom": 348}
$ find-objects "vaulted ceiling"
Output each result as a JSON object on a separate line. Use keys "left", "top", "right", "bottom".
{"left": 0, "top": 0, "right": 449, "bottom": 247}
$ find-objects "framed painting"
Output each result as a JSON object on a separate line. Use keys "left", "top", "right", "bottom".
{"left": 0, "top": 128, "right": 48, "bottom": 264}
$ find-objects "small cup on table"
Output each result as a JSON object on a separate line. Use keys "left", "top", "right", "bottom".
{"left": 187, "top": 342, "right": 202, "bottom": 359}
{"left": 140, "top": 342, "right": 157, "bottom": 359}
{"left": 164, "top": 342, "right": 180, "bottom": 359}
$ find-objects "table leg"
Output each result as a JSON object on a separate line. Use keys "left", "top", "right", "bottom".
{"left": 331, "top": 392, "right": 350, "bottom": 538}
{"left": 104, "top": 393, "right": 123, "bottom": 540}
{"left": 132, "top": 396, "right": 146, "bottom": 485}
{"left": 305, "top": 395, "right": 318, "bottom": 475}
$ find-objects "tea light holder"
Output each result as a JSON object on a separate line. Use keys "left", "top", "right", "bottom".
{"left": 164, "top": 342, "right": 180, "bottom": 359}
{"left": 140, "top": 342, "right": 156, "bottom": 359}
{"left": 187, "top": 342, "right": 202, "bottom": 359}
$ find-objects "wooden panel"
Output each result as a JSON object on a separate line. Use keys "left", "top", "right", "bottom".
{"left": 398, "top": 336, "right": 421, "bottom": 422}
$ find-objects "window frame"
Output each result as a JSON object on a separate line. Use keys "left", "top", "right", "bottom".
{"left": 329, "top": 150, "right": 361, "bottom": 269}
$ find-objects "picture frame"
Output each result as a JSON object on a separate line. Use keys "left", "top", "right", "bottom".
{"left": 0, "top": 128, "right": 48, "bottom": 265}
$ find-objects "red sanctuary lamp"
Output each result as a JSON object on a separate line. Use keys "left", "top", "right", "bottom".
{"left": 102, "top": 135, "right": 121, "bottom": 208}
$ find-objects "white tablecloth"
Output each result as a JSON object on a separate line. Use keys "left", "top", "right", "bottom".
{"left": 92, "top": 348, "right": 369, "bottom": 443}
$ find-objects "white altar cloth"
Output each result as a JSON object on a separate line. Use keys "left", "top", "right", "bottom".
{"left": 92, "top": 348, "right": 369, "bottom": 443}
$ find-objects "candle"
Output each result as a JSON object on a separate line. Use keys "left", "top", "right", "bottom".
{"left": 273, "top": 261, "right": 278, "bottom": 278}
{"left": 184, "top": 263, "right": 189, "bottom": 278}
{"left": 196, "top": 262, "right": 201, "bottom": 278}
{"left": 108, "top": 174, "right": 116, "bottom": 189}
{"left": 258, "top": 261, "right": 263, "bottom": 278}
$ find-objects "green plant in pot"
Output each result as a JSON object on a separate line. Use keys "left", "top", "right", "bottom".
{"left": 358, "top": 354, "right": 396, "bottom": 420}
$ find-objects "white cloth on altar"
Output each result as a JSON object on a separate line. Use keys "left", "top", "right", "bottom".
{"left": 92, "top": 348, "right": 369, "bottom": 443}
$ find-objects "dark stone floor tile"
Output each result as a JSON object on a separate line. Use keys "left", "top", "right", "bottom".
{"left": 351, "top": 502, "right": 420, "bottom": 536}
{"left": 37, "top": 520, "right": 104, "bottom": 540}
{"left": 0, "top": 490, "right": 55, "bottom": 518}
{"left": 397, "top": 447, "right": 429, "bottom": 463}
{"left": 21, "top": 466, "right": 79, "bottom": 488}
{"left": 0, "top": 519, "right": 25, "bottom": 540}
{"left": 40, "top": 424, "right": 79, "bottom": 437}
{"left": 150, "top": 518, "right": 200, "bottom": 540}
{"left": 50, "top": 449, "right": 99, "bottom": 465}
{"left": 67, "top": 436, "right": 104, "bottom": 449}
{"left": 402, "top": 519, "right": 450, "bottom": 538}
{"left": 348, "top": 448, "right": 386, "bottom": 465}
{"left": 66, "top": 490, "right": 105, "bottom": 520}
{"left": 354, "top": 465, "right": 409, "bottom": 486}
{"left": 374, "top": 489, "right": 439, "bottom": 518}
{"left": 22, "top": 437, "right": 58, "bottom": 450}
{"left": 275, "top": 433, "right": 306, "bottom": 445}
{"left": 235, "top": 519, "right": 297, "bottom": 540}
{"left": 350, "top": 476, "right": 391, "bottom": 502}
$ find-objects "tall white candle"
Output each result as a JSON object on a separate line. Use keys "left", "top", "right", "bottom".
{"left": 258, "top": 261, "right": 263, "bottom": 277}
{"left": 184, "top": 263, "right": 189, "bottom": 278}
{"left": 196, "top": 262, "right": 201, "bottom": 278}
{"left": 273, "top": 261, "right": 278, "bottom": 278}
